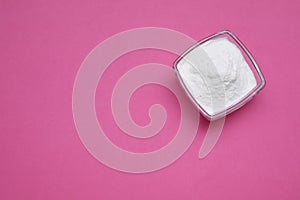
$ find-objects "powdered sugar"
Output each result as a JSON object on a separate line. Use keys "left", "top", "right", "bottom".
{"left": 177, "top": 37, "right": 257, "bottom": 116}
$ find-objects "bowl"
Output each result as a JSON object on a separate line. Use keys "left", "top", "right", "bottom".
{"left": 173, "top": 30, "right": 266, "bottom": 121}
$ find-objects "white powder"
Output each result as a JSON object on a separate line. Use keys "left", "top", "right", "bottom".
{"left": 177, "top": 37, "right": 257, "bottom": 116}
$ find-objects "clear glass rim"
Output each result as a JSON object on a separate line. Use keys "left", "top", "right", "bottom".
{"left": 173, "top": 30, "right": 266, "bottom": 121}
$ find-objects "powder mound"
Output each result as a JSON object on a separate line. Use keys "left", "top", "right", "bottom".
{"left": 177, "top": 37, "right": 257, "bottom": 115}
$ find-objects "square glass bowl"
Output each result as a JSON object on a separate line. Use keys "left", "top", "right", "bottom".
{"left": 173, "top": 30, "right": 266, "bottom": 121}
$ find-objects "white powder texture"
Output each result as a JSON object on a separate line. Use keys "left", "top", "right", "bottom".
{"left": 177, "top": 37, "right": 257, "bottom": 115}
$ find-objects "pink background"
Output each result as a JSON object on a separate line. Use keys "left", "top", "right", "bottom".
{"left": 1, "top": 0, "right": 300, "bottom": 199}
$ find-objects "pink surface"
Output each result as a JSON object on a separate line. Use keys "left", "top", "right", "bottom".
{"left": 1, "top": 0, "right": 300, "bottom": 199}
